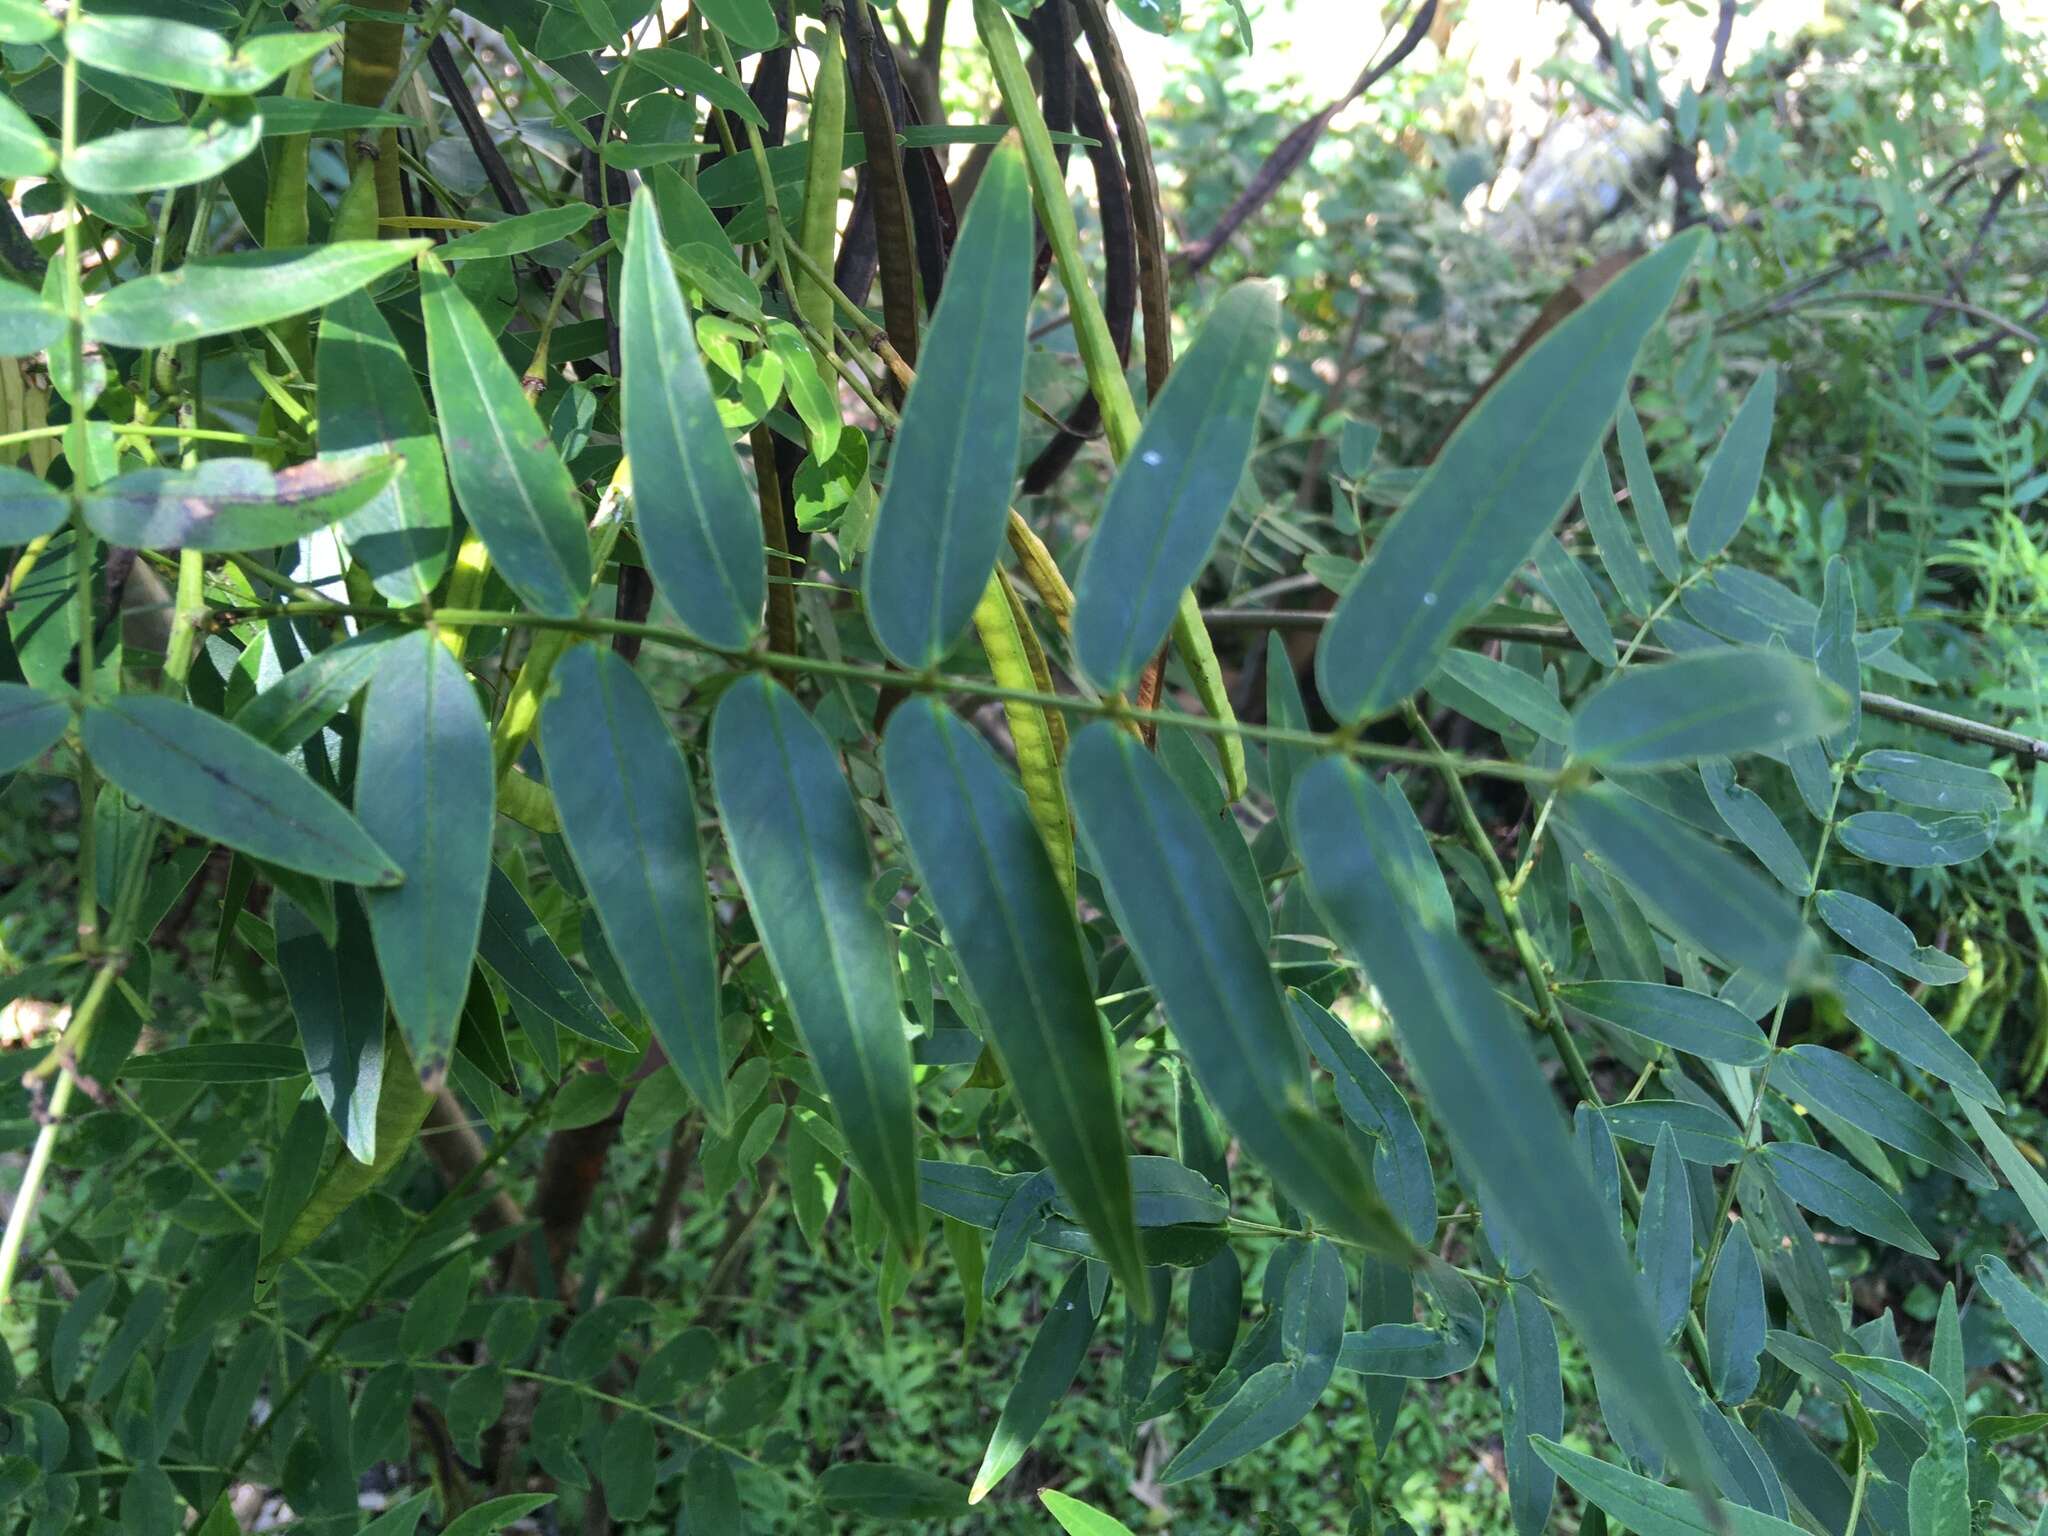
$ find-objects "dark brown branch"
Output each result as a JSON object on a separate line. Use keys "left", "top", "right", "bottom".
{"left": 846, "top": 0, "right": 922, "bottom": 367}
{"left": 427, "top": 36, "right": 529, "bottom": 217}
{"left": 1073, "top": 0, "right": 1172, "bottom": 396}
{"left": 1177, "top": 0, "right": 1438, "bottom": 274}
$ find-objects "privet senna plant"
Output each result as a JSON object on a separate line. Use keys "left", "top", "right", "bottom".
{"left": 0, "top": 0, "right": 2040, "bottom": 1532}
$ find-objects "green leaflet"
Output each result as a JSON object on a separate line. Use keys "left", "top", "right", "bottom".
{"left": 0, "top": 93, "right": 50, "bottom": 178}
{"left": 1814, "top": 553, "right": 1860, "bottom": 754}
{"left": 0, "top": 285, "right": 63, "bottom": 359}
{"left": 68, "top": 15, "right": 334, "bottom": 94}
{"left": 419, "top": 253, "right": 591, "bottom": 618}
{"left": 697, "top": 0, "right": 781, "bottom": 50}
{"left": 1757, "top": 1142, "right": 1934, "bottom": 1258}
{"left": 1531, "top": 535, "right": 1616, "bottom": 667}
{"left": 1687, "top": 367, "right": 1778, "bottom": 561}
{"left": 1337, "top": 1255, "right": 1485, "bottom": 1378}
{"left": 1065, "top": 722, "right": 1413, "bottom": 1259}
{"left": 81, "top": 695, "right": 398, "bottom": 885}
{"left": 620, "top": 188, "right": 765, "bottom": 651}
{"left": 274, "top": 891, "right": 385, "bottom": 1163}
{"left": 1603, "top": 1100, "right": 1745, "bottom": 1165}
{"left": 1835, "top": 810, "right": 1995, "bottom": 868}
{"left": 1497, "top": 1280, "right": 1563, "bottom": 1536}
{"left": 1429, "top": 648, "right": 1573, "bottom": 744}
{"left": 540, "top": 645, "right": 727, "bottom": 1127}
{"left": 1775, "top": 1045, "right": 1993, "bottom": 1189}
{"left": 1617, "top": 397, "right": 1682, "bottom": 583}
{"left": 1265, "top": 632, "right": 1313, "bottom": 842}
{"left": 65, "top": 110, "right": 263, "bottom": 197}
{"left": 437, "top": 205, "right": 595, "bottom": 262}
{"left": 80, "top": 455, "right": 398, "bottom": 552}
{"left": 1975, "top": 1257, "right": 2048, "bottom": 1372}
{"left": 1072, "top": 280, "right": 1279, "bottom": 694}
{"left": 1559, "top": 783, "right": 1807, "bottom": 981}
{"left": 818, "top": 1463, "right": 969, "bottom": 1521}
{"left": 85, "top": 242, "right": 427, "bottom": 350}
{"left": 116, "top": 1042, "right": 304, "bottom": 1081}
{"left": 1556, "top": 979, "right": 1770, "bottom": 1066}
{"left": 262, "top": 1024, "right": 434, "bottom": 1275}
{"left": 475, "top": 865, "right": 631, "bottom": 1053}
{"left": 1932, "top": 1282, "right": 1964, "bottom": 1408}
{"left": 0, "top": 683, "right": 69, "bottom": 774}
{"left": 1833, "top": 1357, "right": 1969, "bottom": 1536}
{"left": 0, "top": 0, "right": 53, "bottom": 42}
{"left": 1638, "top": 1124, "right": 1693, "bottom": 1341}
{"left": 1292, "top": 753, "right": 1712, "bottom": 1489}
{"left": 1533, "top": 1438, "right": 1808, "bottom": 1535}
{"left": 1040, "top": 1490, "right": 1140, "bottom": 1536}
{"left": 255, "top": 100, "right": 415, "bottom": 138}
{"left": 1706, "top": 1220, "right": 1765, "bottom": 1403}
{"left": 1569, "top": 649, "right": 1849, "bottom": 767}
{"left": 625, "top": 47, "right": 766, "bottom": 128}
{"left": 440, "top": 1495, "right": 555, "bottom": 1536}
{"left": 1701, "top": 756, "right": 1811, "bottom": 895}
{"left": 1826, "top": 954, "right": 2001, "bottom": 1110}
{"left": 881, "top": 698, "right": 1144, "bottom": 1303}
{"left": 708, "top": 676, "right": 920, "bottom": 1252}
{"left": 1161, "top": 1238, "right": 1345, "bottom": 1483}
{"left": 969, "top": 1264, "right": 1099, "bottom": 1501}
{"left": 1956, "top": 1099, "right": 2048, "bottom": 1244}
{"left": 863, "top": 146, "right": 1033, "bottom": 670}
{"left": 355, "top": 631, "right": 494, "bottom": 1087}
{"left": 1316, "top": 231, "right": 1701, "bottom": 722}
{"left": 1287, "top": 991, "right": 1435, "bottom": 1243}
{"left": 1579, "top": 452, "right": 1653, "bottom": 615}
{"left": 1813, "top": 890, "right": 1967, "bottom": 984}
{"left": 233, "top": 628, "right": 399, "bottom": 752}
{"left": 1852, "top": 749, "right": 2012, "bottom": 815}
{"left": 317, "top": 288, "right": 453, "bottom": 605}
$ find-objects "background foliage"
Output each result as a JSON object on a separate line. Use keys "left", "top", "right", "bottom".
{"left": 0, "top": 0, "right": 2044, "bottom": 1532}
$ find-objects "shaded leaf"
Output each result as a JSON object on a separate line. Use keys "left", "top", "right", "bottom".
{"left": 541, "top": 645, "right": 727, "bottom": 1124}
{"left": 1570, "top": 649, "right": 1848, "bottom": 767}
{"left": 1827, "top": 954, "right": 2001, "bottom": 1110}
{"left": 1757, "top": 1142, "right": 1934, "bottom": 1258}
{"left": 1813, "top": 889, "right": 1967, "bottom": 986}
{"left": 620, "top": 187, "right": 764, "bottom": 651}
{"left": 970, "top": 1265, "right": 1100, "bottom": 1500}
{"left": 1073, "top": 280, "right": 1279, "bottom": 693}
{"left": 1687, "top": 367, "right": 1778, "bottom": 561}
{"left": 864, "top": 146, "right": 1033, "bottom": 670}
{"left": 1293, "top": 752, "right": 1711, "bottom": 1485}
{"left": 1559, "top": 783, "right": 1807, "bottom": 981}
{"left": 709, "top": 676, "right": 920, "bottom": 1251}
{"left": 1317, "top": 231, "right": 1701, "bottom": 722}
{"left": 1067, "top": 722, "right": 1412, "bottom": 1257}
{"left": 1555, "top": 980, "right": 1770, "bottom": 1066}
{"left": 1706, "top": 1221, "right": 1765, "bottom": 1403}
{"left": 82, "top": 695, "right": 398, "bottom": 885}
{"left": 355, "top": 631, "right": 493, "bottom": 1087}
{"left": 1497, "top": 1280, "right": 1563, "bottom": 1536}
{"left": 882, "top": 699, "right": 1144, "bottom": 1300}
{"left": 420, "top": 253, "right": 590, "bottom": 618}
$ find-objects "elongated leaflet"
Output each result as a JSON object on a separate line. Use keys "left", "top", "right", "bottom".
{"left": 882, "top": 698, "right": 1143, "bottom": 1302}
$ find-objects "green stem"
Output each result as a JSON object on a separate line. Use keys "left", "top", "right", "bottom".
{"left": 225, "top": 599, "right": 1557, "bottom": 782}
